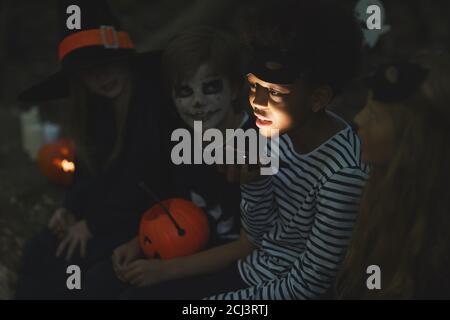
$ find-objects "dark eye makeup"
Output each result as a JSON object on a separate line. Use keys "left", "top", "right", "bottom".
{"left": 174, "top": 86, "right": 193, "bottom": 98}
{"left": 174, "top": 79, "right": 224, "bottom": 98}
{"left": 202, "top": 79, "right": 223, "bottom": 95}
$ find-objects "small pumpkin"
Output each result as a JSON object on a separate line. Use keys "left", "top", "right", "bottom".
{"left": 139, "top": 198, "right": 210, "bottom": 259}
{"left": 37, "top": 138, "right": 76, "bottom": 186}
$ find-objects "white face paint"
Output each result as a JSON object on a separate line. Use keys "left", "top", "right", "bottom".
{"left": 172, "top": 63, "right": 235, "bottom": 131}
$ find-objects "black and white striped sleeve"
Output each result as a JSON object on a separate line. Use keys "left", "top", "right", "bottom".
{"left": 240, "top": 176, "right": 278, "bottom": 245}
{"left": 208, "top": 166, "right": 368, "bottom": 300}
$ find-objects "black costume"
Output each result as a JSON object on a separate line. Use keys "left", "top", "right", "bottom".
{"left": 15, "top": 0, "right": 173, "bottom": 299}
{"left": 81, "top": 111, "right": 256, "bottom": 299}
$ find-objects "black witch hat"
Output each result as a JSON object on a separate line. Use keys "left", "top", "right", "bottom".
{"left": 19, "top": 0, "right": 138, "bottom": 102}
{"left": 364, "top": 62, "right": 429, "bottom": 103}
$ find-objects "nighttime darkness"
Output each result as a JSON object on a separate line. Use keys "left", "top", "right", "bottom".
{"left": 0, "top": 0, "right": 449, "bottom": 307}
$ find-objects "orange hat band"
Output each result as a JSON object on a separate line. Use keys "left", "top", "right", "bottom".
{"left": 58, "top": 26, "right": 134, "bottom": 61}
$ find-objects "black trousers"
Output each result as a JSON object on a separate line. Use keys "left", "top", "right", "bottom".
{"left": 84, "top": 259, "right": 248, "bottom": 300}
{"left": 15, "top": 228, "right": 130, "bottom": 299}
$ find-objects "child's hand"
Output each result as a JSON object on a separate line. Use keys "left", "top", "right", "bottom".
{"left": 48, "top": 207, "right": 76, "bottom": 240}
{"left": 55, "top": 219, "right": 92, "bottom": 261}
{"left": 216, "top": 163, "right": 263, "bottom": 184}
{"left": 112, "top": 236, "right": 142, "bottom": 282}
{"left": 122, "top": 259, "right": 168, "bottom": 288}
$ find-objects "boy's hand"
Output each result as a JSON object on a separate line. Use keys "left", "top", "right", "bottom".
{"left": 48, "top": 207, "right": 76, "bottom": 240}
{"left": 56, "top": 219, "right": 92, "bottom": 261}
{"left": 216, "top": 163, "right": 263, "bottom": 184}
{"left": 112, "top": 237, "right": 142, "bottom": 282}
{"left": 122, "top": 259, "right": 168, "bottom": 288}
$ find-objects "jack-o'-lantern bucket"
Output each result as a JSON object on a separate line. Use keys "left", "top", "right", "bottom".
{"left": 139, "top": 198, "right": 210, "bottom": 259}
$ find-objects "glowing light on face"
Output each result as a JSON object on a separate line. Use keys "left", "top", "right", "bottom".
{"left": 172, "top": 63, "right": 235, "bottom": 131}
{"left": 247, "top": 73, "right": 295, "bottom": 137}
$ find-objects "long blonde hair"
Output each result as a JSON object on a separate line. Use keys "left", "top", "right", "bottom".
{"left": 336, "top": 51, "right": 450, "bottom": 299}
{"left": 69, "top": 68, "right": 133, "bottom": 174}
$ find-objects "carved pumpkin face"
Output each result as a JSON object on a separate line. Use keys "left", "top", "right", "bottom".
{"left": 139, "top": 198, "right": 210, "bottom": 259}
{"left": 37, "top": 138, "right": 76, "bottom": 186}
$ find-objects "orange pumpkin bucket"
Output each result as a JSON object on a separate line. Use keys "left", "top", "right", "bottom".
{"left": 139, "top": 198, "right": 210, "bottom": 259}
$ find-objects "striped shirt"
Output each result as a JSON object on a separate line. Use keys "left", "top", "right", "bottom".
{"left": 208, "top": 112, "right": 369, "bottom": 300}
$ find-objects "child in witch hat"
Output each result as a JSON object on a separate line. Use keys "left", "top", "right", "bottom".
{"left": 336, "top": 51, "right": 450, "bottom": 299}
{"left": 15, "top": 0, "right": 173, "bottom": 299}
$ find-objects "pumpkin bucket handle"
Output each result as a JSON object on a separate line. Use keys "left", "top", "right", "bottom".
{"left": 139, "top": 182, "right": 186, "bottom": 236}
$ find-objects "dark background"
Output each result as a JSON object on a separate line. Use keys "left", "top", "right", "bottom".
{"left": 0, "top": 0, "right": 449, "bottom": 299}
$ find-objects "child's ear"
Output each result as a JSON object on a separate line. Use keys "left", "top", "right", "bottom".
{"left": 311, "top": 86, "right": 334, "bottom": 113}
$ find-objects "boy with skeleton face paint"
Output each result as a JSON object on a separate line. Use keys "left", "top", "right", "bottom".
{"left": 162, "top": 26, "right": 253, "bottom": 245}
{"left": 167, "top": 27, "right": 247, "bottom": 133}
{"left": 172, "top": 63, "right": 237, "bottom": 131}
{"left": 83, "top": 26, "right": 254, "bottom": 298}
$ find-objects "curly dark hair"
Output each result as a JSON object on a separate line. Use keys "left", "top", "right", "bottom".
{"left": 240, "top": 0, "right": 363, "bottom": 96}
